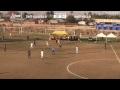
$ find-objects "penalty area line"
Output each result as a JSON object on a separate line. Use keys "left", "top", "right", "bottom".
{"left": 111, "top": 45, "right": 120, "bottom": 63}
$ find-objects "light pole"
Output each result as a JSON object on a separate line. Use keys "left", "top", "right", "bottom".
{"left": 20, "top": 11, "right": 22, "bottom": 34}
{"left": 3, "top": 26, "right": 5, "bottom": 33}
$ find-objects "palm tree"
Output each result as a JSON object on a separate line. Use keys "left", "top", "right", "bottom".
{"left": 84, "top": 12, "right": 87, "bottom": 16}
{"left": 88, "top": 12, "right": 92, "bottom": 16}
{"left": 50, "top": 11, "right": 54, "bottom": 15}
{"left": 46, "top": 11, "right": 50, "bottom": 16}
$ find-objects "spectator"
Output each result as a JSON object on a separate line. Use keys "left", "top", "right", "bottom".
{"left": 9, "top": 33, "right": 12, "bottom": 37}
{"left": 2, "top": 35, "right": 4, "bottom": 40}
{"left": 27, "top": 35, "right": 29, "bottom": 40}
{"left": 68, "top": 36, "right": 70, "bottom": 41}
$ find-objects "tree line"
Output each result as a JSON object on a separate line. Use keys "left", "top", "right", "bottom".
{"left": 0, "top": 11, "right": 120, "bottom": 23}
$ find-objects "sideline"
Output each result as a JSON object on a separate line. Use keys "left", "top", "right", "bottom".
{"left": 111, "top": 45, "right": 120, "bottom": 63}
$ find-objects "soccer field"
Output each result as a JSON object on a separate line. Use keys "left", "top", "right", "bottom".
{"left": 0, "top": 32, "right": 120, "bottom": 79}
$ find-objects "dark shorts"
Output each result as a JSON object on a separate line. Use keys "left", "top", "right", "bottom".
{"left": 52, "top": 51, "right": 54, "bottom": 52}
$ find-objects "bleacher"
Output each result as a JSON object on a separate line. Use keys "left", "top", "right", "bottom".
{"left": 96, "top": 22, "right": 120, "bottom": 30}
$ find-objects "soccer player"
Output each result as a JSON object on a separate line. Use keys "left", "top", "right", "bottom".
{"left": 105, "top": 42, "right": 106, "bottom": 50}
{"left": 76, "top": 46, "right": 79, "bottom": 54}
{"left": 30, "top": 42, "right": 33, "bottom": 48}
{"left": 41, "top": 49, "right": 44, "bottom": 59}
{"left": 4, "top": 44, "right": 6, "bottom": 52}
{"left": 59, "top": 43, "right": 62, "bottom": 49}
{"left": 52, "top": 47, "right": 55, "bottom": 55}
{"left": 27, "top": 49, "right": 31, "bottom": 59}
{"left": 46, "top": 41, "right": 49, "bottom": 46}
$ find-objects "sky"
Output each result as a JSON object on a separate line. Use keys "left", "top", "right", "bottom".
{"left": 0, "top": 11, "right": 120, "bottom": 15}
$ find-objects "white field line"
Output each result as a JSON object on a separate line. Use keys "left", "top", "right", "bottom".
{"left": 67, "top": 59, "right": 116, "bottom": 79}
{"left": 111, "top": 45, "right": 120, "bottom": 63}
{"left": 67, "top": 60, "right": 88, "bottom": 79}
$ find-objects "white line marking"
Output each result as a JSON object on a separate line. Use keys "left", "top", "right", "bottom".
{"left": 111, "top": 45, "right": 120, "bottom": 63}
{"left": 67, "top": 59, "right": 117, "bottom": 79}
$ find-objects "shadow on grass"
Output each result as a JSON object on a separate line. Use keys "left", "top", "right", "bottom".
{"left": 0, "top": 72, "right": 10, "bottom": 74}
{"left": 0, "top": 38, "right": 44, "bottom": 43}
{"left": 43, "top": 56, "right": 69, "bottom": 59}
{"left": 57, "top": 53, "right": 75, "bottom": 55}
{"left": 57, "top": 57, "right": 69, "bottom": 58}
{"left": 79, "top": 51, "right": 99, "bottom": 54}
{"left": 44, "top": 62, "right": 55, "bottom": 65}
{"left": 58, "top": 52, "right": 98, "bottom": 55}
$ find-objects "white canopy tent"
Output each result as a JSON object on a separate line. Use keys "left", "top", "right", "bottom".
{"left": 96, "top": 33, "right": 106, "bottom": 37}
{"left": 96, "top": 33, "right": 107, "bottom": 42}
{"left": 106, "top": 33, "right": 117, "bottom": 42}
{"left": 106, "top": 33, "right": 117, "bottom": 38}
